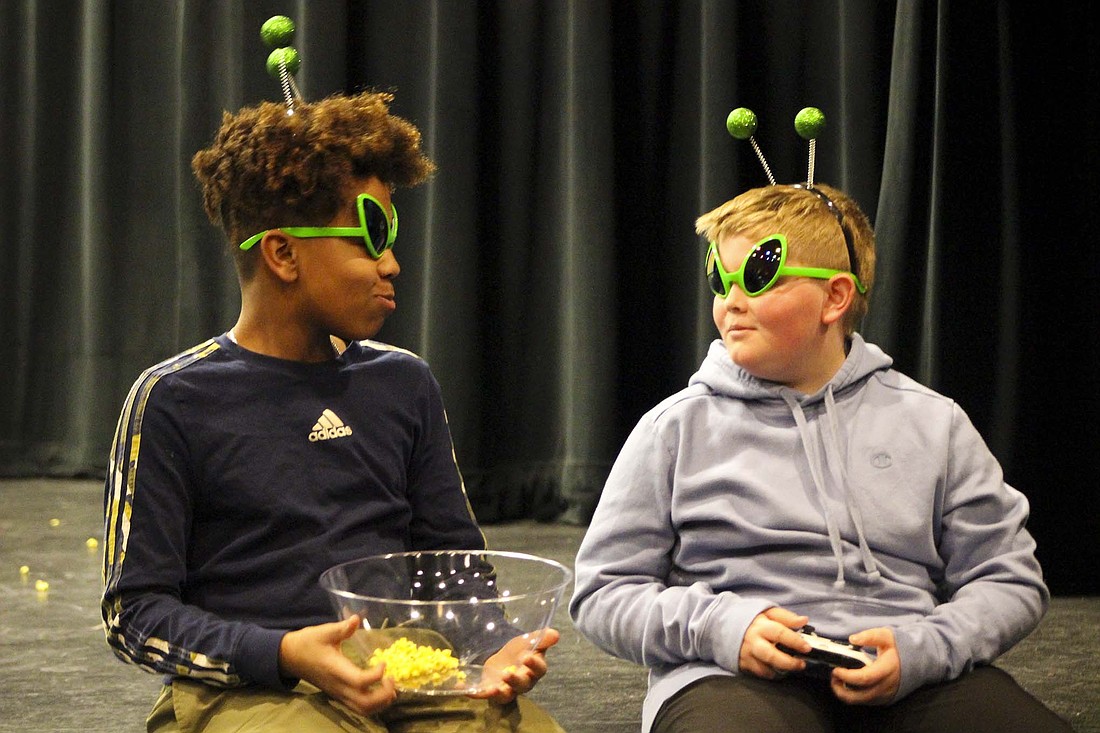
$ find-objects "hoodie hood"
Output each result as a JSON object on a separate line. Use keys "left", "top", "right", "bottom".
{"left": 689, "top": 332, "right": 893, "bottom": 403}
{"left": 690, "top": 333, "right": 894, "bottom": 589}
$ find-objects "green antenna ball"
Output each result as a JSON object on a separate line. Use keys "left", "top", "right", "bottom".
{"left": 261, "top": 16, "right": 296, "bottom": 48}
{"left": 266, "top": 47, "right": 301, "bottom": 78}
{"left": 726, "top": 108, "right": 758, "bottom": 140}
{"left": 794, "top": 107, "right": 826, "bottom": 139}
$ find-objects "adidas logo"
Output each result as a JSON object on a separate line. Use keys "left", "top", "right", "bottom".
{"left": 308, "top": 409, "right": 354, "bottom": 442}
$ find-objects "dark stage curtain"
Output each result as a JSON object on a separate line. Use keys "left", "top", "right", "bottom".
{"left": 2, "top": 1, "right": 1096, "bottom": 594}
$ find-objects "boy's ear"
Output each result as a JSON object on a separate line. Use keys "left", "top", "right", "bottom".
{"left": 821, "top": 274, "right": 857, "bottom": 326}
{"left": 257, "top": 231, "right": 299, "bottom": 283}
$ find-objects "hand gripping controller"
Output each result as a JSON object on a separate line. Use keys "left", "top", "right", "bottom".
{"left": 776, "top": 626, "right": 876, "bottom": 670}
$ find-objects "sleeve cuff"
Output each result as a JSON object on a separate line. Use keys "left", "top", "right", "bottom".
{"left": 701, "top": 594, "right": 776, "bottom": 673}
{"left": 235, "top": 626, "right": 295, "bottom": 690}
{"left": 892, "top": 625, "right": 948, "bottom": 701}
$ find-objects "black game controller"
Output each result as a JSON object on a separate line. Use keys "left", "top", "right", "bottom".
{"left": 776, "top": 626, "right": 875, "bottom": 671}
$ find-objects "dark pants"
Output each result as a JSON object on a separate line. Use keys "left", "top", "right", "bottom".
{"left": 652, "top": 666, "right": 1074, "bottom": 733}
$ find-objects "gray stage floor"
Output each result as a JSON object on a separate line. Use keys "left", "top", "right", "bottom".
{"left": 0, "top": 479, "right": 1096, "bottom": 732}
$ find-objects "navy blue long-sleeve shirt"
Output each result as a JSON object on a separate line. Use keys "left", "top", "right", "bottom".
{"left": 102, "top": 335, "right": 485, "bottom": 688}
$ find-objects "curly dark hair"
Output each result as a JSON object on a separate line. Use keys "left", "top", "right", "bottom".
{"left": 191, "top": 91, "right": 436, "bottom": 274}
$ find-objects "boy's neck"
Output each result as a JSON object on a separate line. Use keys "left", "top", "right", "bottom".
{"left": 231, "top": 275, "right": 345, "bottom": 362}
{"left": 230, "top": 297, "right": 341, "bottom": 362}
{"left": 227, "top": 326, "right": 343, "bottom": 362}
{"left": 786, "top": 334, "right": 850, "bottom": 395}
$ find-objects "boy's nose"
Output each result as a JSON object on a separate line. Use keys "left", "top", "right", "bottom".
{"left": 723, "top": 284, "right": 748, "bottom": 310}
{"left": 377, "top": 249, "right": 400, "bottom": 278}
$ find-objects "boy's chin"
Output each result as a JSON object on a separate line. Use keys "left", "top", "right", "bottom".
{"left": 724, "top": 343, "right": 758, "bottom": 372}
{"left": 726, "top": 349, "right": 785, "bottom": 385}
{"left": 337, "top": 320, "right": 387, "bottom": 344}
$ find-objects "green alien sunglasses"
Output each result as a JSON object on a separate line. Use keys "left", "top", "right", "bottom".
{"left": 238, "top": 192, "right": 398, "bottom": 259}
{"left": 705, "top": 233, "right": 866, "bottom": 298}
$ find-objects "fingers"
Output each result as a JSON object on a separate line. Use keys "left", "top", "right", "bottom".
{"left": 469, "top": 629, "right": 556, "bottom": 704}
{"left": 771, "top": 624, "right": 812, "bottom": 655}
{"left": 830, "top": 629, "right": 899, "bottom": 706}
{"left": 745, "top": 643, "right": 806, "bottom": 678}
{"left": 324, "top": 653, "right": 388, "bottom": 694}
{"left": 737, "top": 608, "right": 816, "bottom": 680}
{"left": 468, "top": 664, "right": 524, "bottom": 703}
{"left": 357, "top": 661, "right": 388, "bottom": 686}
{"left": 279, "top": 618, "right": 399, "bottom": 717}
{"left": 471, "top": 685, "right": 516, "bottom": 704}
{"left": 503, "top": 629, "right": 556, "bottom": 680}
{"left": 498, "top": 642, "right": 550, "bottom": 696}
{"left": 739, "top": 619, "right": 809, "bottom": 679}
{"left": 830, "top": 668, "right": 889, "bottom": 706}
{"left": 478, "top": 661, "right": 541, "bottom": 703}
{"left": 762, "top": 607, "right": 809, "bottom": 629}
{"left": 522, "top": 650, "right": 549, "bottom": 679}
{"left": 329, "top": 659, "right": 397, "bottom": 715}
{"left": 521, "top": 629, "right": 554, "bottom": 683}
{"left": 337, "top": 672, "right": 397, "bottom": 715}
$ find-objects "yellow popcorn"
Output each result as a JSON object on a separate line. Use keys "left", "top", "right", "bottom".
{"left": 368, "top": 636, "right": 466, "bottom": 688}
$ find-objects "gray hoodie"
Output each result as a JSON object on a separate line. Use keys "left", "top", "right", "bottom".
{"left": 570, "top": 335, "right": 1048, "bottom": 731}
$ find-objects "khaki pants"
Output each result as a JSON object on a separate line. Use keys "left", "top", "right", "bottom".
{"left": 147, "top": 678, "right": 566, "bottom": 733}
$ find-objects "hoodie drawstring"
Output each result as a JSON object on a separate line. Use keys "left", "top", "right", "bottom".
{"left": 822, "top": 388, "right": 882, "bottom": 583}
{"left": 781, "top": 387, "right": 881, "bottom": 588}
{"left": 782, "top": 391, "right": 848, "bottom": 588}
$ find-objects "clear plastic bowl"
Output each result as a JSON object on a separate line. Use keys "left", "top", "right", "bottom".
{"left": 320, "top": 550, "right": 572, "bottom": 695}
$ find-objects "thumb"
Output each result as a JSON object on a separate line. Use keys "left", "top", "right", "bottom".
{"left": 326, "top": 614, "right": 362, "bottom": 642}
{"left": 849, "top": 627, "right": 890, "bottom": 648}
{"left": 533, "top": 627, "right": 560, "bottom": 652}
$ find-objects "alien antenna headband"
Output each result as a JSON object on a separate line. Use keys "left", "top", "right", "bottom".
{"left": 723, "top": 106, "right": 862, "bottom": 286}
{"left": 260, "top": 15, "right": 304, "bottom": 114}
{"left": 725, "top": 106, "right": 828, "bottom": 188}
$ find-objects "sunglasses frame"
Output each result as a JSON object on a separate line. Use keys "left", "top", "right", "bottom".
{"left": 706, "top": 233, "right": 865, "bottom": 298}
{"left": 237, "top": 193, "right": 398, "bottom": 259}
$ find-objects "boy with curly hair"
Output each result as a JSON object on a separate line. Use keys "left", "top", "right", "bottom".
{"left": 570, "top": 182, "right": 1072, "bottom": 732}
{"left": 102, "top": 91, "right": 563, "bottom": 733}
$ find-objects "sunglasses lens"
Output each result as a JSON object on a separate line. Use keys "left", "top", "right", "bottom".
{"left": 743, "top": 238, "right": 783, "bottom": 295}
{"left": 363, "top": 200, "right": 391, "bottom": 256}
{"left": 705, "top": 246, "right": 727, "bottom": 296}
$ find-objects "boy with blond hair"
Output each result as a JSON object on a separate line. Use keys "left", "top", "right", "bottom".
{"left": 570, "top": 182, "right": 1071, "bottom": 732}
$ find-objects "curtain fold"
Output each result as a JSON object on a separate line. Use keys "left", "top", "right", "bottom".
{"left": 988, "top": 1, "right": 1020, "bottom": 454}
{"left": 2, "top": 0, "right": 1096, "bottom": 592}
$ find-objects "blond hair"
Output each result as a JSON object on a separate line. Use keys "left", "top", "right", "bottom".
{"left": 695, "top": 183, "right": 876, "bottom": 331}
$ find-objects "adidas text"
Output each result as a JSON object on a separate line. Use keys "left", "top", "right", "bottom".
{"left": 309, "top": 425, "right": 353, "bottom": 442}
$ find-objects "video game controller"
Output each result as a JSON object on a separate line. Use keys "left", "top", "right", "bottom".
{"left": 776, "top": 625, "right": 876, "bottom": 670}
